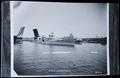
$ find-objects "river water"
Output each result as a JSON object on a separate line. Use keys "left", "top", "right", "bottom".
{"left": 14, "top": 41, "right": 107, "bottom": 75}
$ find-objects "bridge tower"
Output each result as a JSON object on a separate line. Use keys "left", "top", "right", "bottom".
{"left": 14, "top": 26, "right": 25, "bottom": 43}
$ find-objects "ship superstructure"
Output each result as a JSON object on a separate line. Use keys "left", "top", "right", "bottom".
{"left": 33, "top": 29, "right": 81, "bottom": 46}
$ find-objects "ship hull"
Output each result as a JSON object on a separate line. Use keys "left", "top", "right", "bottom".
{"left": 37, "top": 41, "right": 75, "bottom": 46}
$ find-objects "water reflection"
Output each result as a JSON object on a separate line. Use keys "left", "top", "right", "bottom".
{"left": 14, "top": 41, "right": 107, "bottom": 75}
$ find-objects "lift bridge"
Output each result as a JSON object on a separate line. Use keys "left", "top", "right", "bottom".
{"left": 33, "top": 29, "right": 40, "bottom": 40}
{"left": 14, "top": 27, "right": 40, "bottom": 43}
{"left": 14, "top": 26, "right": 25, "bottom": 43}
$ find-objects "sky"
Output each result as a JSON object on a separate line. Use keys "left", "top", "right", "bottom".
{"left": 11, "top": 2, "right": 107, "bottom": 38}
